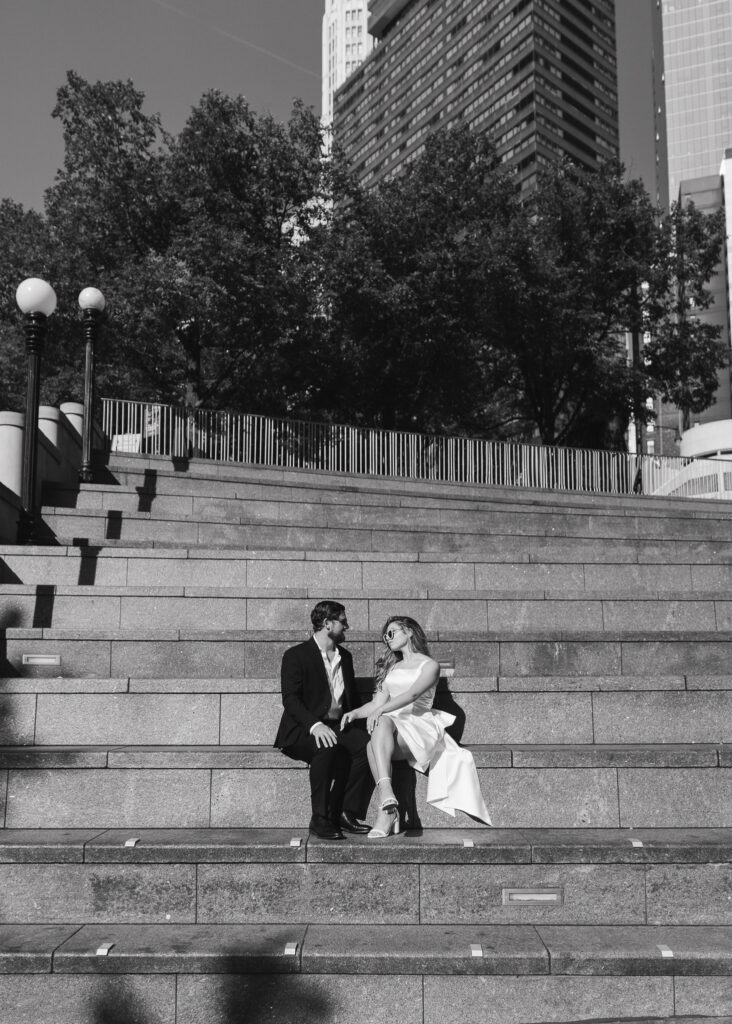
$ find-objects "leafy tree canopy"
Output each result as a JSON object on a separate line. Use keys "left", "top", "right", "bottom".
{"left": 1, "top": 72, "right": 328, "bottom": 413}
{"left": 0, "top": 72, "right": 727, "bottom": 454}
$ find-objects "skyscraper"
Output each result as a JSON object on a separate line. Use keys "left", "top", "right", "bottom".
{"left": 662, "top": 0, "right": 732, "bottom": 201}
{"left": 322, "top": 0, "right": 374, "bottom": 129}
{"left": 616, "top": 0, "right": 669, "bottom": 208}
{"left": 334, "top": 0, "right": 619, "bottom": 192}
{"left": 669, "top": 150, "right": 732, "bottom": 429}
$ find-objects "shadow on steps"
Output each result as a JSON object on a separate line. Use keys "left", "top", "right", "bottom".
{"left": 92, "top": 983, "right": 151, "bottom": 1024}
{"left": 220, "top": 967, "right": 332, "bottom": 1024}
{"left": 88, "top": 955, "right": 334, "bottom": 1024}
{"left": 32, "top": 584, "right": 55, "bottom": 628}
{"left": 136, "top": 469, "right": 157, "bottom": 513}
{"left": 0, "top": 558, "right": 22, "bottom": 583}
{"left": 0, "top": 608, "right": 21, "bottom": 677}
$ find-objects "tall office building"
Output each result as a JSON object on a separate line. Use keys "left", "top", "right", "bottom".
{"left": 334, "top": 0, "right": 619, "bottom": 191}
{"left": 322, "top": 0, "right": 374, "bottom": 129}
{"left": 665, "top": 152, "right": 732, "bottom": 450}
{"left": 616, "top": 0, "right": 669, "bottom": 208}
{"left": 662, "top": 0, "right": 732, "bottom": 201}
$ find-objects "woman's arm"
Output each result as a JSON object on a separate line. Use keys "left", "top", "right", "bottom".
{"left": 366, "top": 659, "right": 440, "bottom": 730}
{"left": 341, "top": 687, "right": 389, "bottom": 727}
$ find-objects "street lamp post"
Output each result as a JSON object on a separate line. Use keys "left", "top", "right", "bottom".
{"left": 15, "top": 278, "right": 57, "bottom": 544}
{"left": 78, "top": 287, "right": 106, "bottom": 483}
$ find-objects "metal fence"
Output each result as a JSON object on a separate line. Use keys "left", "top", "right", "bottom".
{"left": 101, "top": 397, "right": 732, "bottom": 500}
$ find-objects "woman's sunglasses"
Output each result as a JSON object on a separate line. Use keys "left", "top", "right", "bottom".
{"left": 383, "top": 625, "right": 406, "bottom": 643}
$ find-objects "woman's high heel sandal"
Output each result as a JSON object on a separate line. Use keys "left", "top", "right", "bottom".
{"left": 367, "top": 807, "right": 400, "bottom": 839}
{"left": 376, "top": 776, "right": 398, "bottom": 810}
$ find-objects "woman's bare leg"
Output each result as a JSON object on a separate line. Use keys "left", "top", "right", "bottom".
{"left": 370, "top": 716, "right": 397, "bottom": 781}
{"left": 368, "top": 718, "right": 407, "bottom": 834}
{"left": 366, "top": 742, "right": 378, "bottom": 781}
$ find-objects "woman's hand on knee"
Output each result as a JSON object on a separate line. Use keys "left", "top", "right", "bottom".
{"left": 367, "top": 710, "right": 384, "bottom": 734}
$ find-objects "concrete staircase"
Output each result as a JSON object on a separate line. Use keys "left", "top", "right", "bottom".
{"left": 0, "top": 452, "right": 731, "bottom": 1023}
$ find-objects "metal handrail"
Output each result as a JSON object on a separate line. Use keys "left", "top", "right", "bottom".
{"left": 100, "top": 397, "right": 732, "bottom": 500}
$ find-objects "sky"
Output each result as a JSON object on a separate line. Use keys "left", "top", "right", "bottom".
{"left": 0, "top": 0, "right": 325, "bottom": 211}
{"left": 1, "top": 0, "right": 649, "bottom": 214}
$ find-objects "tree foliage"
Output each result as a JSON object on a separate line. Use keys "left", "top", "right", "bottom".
{"left": 312, "top": 129, "right": 519, "bottom": 433}
{"left": 0, "top": 72, "right": 328, "bottom": 413}
{"left": 0, "top": 72, "right": 727, "bottom": 453}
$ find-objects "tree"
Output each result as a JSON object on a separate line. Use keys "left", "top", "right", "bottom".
{"left": 1, "top": 82, "right": 726, "bottom": 455}
{"left": 0, "top": 199, "right": 73, "bottom": 411}
{"left": 153, "top": 91, "right": 329, "bottom": 412}
{"left": 44, "top": 70, "right": 170, "bottom": 273}
{"left": 12, "top": 73, "right": 330, "bottom": 413}
{"left": 314, "top": 128, "right": 520, "bottom": 435}
{"left": 474, "top": 160, "right": 727, "bottom": 448}
{"left": 643, "top": 199, "right": 728, "bottom": 424}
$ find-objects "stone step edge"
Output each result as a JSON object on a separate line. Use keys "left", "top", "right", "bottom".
{"left": 0, "top": 744, "right": 730, "bottom": 771}
{"left": 43, "top": 486, "right": 732, "bottom": 527}
{"left": 2, "top": 922, "right": 732, "bottom": 976}
{"left": 6, "top": 544, "right": 732, "bottom": 561}
{"left": 4, "top": 675, "right": 730, "bottom": 693}
{"left": 1, "top": 826, "right": 731, "bottom": 865}
{"left": 93, "top": 451, "right": 732, "bottom": 517}
{"left": 5, "top": 585, "right": 732, "bottom": 602}
{"left": 8, "top": 627, "right": 732, "bottom": 642}
{"left": 42, "top": 535, "right": 732, "bottom": 555}
{"left": 41, "top": 503, "right": 732, "bottom": 539}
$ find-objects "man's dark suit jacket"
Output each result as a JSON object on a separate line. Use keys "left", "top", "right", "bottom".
{"left": 274, "top": 637, "right": 360, "bottom": 750}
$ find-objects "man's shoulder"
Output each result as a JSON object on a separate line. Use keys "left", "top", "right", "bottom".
{"left": 283, "top": 639, "right": 315, "bottom": 660}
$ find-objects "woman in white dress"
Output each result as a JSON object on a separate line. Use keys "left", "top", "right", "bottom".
{"left": 341, "top": 616, "right": 491, "bottom": 838}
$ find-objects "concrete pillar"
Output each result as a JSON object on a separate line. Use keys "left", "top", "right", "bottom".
{"left": 60, "top": 402, "right": 84, "bottom": 440}
{"left": 38, "top": 405, "right": 62, "bottom": 449}
{"left": 0, "top": 411, "right": 25, "bottom": 497}
{"left": 60, "top": 402, "right": 85, "bottom": 474}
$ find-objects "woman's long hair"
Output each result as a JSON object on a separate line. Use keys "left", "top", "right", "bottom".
{"left": 374, "top": 615, "right": 431, "bottom": 691}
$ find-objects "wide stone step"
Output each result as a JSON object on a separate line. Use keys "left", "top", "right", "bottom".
{"left": 2, "top": 687, "right": 732, "bottom": 746}
{"left": 4, "top": 584, "right": 732, "bottom": 631}
{"left": 44, "top": 478, "right": 732, "bottom": 539}
{"left": 0, "top": 746, "right": 730, "bottom": 829}
{"left": 2, "top": 825, "right": 730, "bottom": 864}
{"left": 39, "top": 503, "right": 732, "bottom": 547}
{"left": 5, "top": 628, "right": 732, "bottom": 680}
{"left": 58, "top": 451, "right": 732, "bottom": 516}
{"left": 4, "top": 674, "right": 730, "bottom": 693}
{"left": 0, "top": 828, "right": 731, "bottom": 927}
{"left": 6, "top": 544, "right": 732, "bottom": 588}
{"left": 1, "top": 922, "right": 729, "bottom": 1023}
{"left": 3, "top": 921, "right": 732, "bottom": 970}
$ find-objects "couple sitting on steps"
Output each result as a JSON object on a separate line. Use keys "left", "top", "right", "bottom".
{"left": 274, "top": 600, "right": 492, "bottom": 840}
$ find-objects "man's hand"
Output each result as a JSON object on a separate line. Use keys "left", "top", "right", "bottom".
{"left": 312, "top": 723, "right": 338, "bottom": 748}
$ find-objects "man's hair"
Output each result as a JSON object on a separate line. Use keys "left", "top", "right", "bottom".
{"left": 311, "top": 600, "right": 346, "bottom": 632}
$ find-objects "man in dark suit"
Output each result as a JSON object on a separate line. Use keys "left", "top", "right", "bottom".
{"left": 275, "top": 600, "right": 372, "bottom": 840}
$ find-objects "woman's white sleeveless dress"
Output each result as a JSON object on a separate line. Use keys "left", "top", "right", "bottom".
{"left": 383, "top": 661, "right": 491, "bottom": 825}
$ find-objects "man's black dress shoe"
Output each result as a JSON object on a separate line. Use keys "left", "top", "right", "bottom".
{"left": 335, "top": 811, "right": 370, "bottom": 834}
{"left": 309, "top": 815, "right": 344, "bottom": 840}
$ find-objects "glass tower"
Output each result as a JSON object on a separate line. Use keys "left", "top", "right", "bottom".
{"left": 662, "top": 0, "right": 732, "bottom": 200}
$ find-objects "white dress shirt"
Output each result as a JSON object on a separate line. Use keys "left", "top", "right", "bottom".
{"left": 310, "top": 642, "right": 345, "bottom": 732}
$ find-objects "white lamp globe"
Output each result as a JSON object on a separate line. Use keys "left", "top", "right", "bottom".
{"left": 16, "top": 278, "right": 57, "bottom": 317}
{"left": 78, "top": 287, "right": 106, "bottom": 312}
